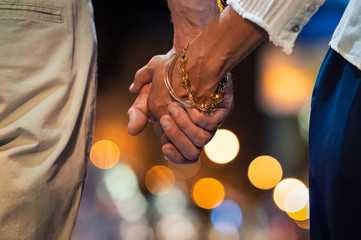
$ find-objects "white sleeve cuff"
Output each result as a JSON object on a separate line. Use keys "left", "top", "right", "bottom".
{"left": 227, "top": 0, "right": 325, "bottom": 53}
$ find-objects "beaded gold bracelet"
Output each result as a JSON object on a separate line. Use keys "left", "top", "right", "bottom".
{"left": 163, "top": 44, "right": 229, "bottom": 112}
{"left": 180, "top": 44, "right": 227, "bottom": 112}
{"left": 217, "top": 0, "right": 228, "bottom": 12}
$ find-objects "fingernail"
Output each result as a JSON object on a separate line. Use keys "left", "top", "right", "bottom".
{"left": 129, "top": 83, "right": 134, "bottom": 91}
{"left": 160, "top": 117, "right": 171, "bottom": 131}
{"left": 162, "top": 148, "right": 174, "bottom": 158}
{"left": 168, "top": 104, "right": 179, "bottom": 117}
{"left": 127, "top": 107, "right": 135, "bottom": 129}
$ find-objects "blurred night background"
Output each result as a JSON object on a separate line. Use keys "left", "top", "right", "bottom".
{"left": 71, "top": 0, "right": 349, "bottom": 239}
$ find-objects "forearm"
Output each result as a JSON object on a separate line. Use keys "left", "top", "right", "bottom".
{"left": 173, "top": 6, "right": 268, "bottom": 100}
{"left": 167, "top": 0, "right": 219, "bottom": 51}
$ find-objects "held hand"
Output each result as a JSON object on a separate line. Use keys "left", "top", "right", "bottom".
{"left": 129, "top": 51, "right": 176, "bottom": 137}
{"left": 161, "top": 77, "right": 234, "bottom": 163}
{"left": 127, "top": 83, "right": 150, "bottom": 136}
{"left": 128, "top": 51, "right": 233, "bottom": 164}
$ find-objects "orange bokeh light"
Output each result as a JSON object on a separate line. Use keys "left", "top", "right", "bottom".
{"left": 294, "top": 219, "right": 310, "bottom": 229}
{"left": 287, "top": 203, "right": 309, "bottom": 221}
{"left": 145, "top": 165, "right": 175, "bottom": 195}
{"left": 248, "top": 155, "right": 283, "bottom": 190}
{"left": 192, "top": 178, "right": 225, "bottom": 209}
{"left": 90, "top": 140, "right": 120, "bottom": 169}
{"left": 258, "top": 47, "right": 316, "bottom": 116}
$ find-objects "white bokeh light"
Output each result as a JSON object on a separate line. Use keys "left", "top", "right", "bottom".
{"left": 156, "top": 215, "right": 198, "bottom": 240}
{"left": 273, "top": 178, "right": 308, "bottom": 212}
{"left": 205, "top": 129, "right": 240, "bottom": 164}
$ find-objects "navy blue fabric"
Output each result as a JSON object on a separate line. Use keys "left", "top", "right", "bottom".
{"left": 309, "top": 48, "right": 361, "bottom": 240}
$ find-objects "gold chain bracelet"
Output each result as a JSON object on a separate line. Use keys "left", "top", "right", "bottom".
{"left": 217, "top": 0, "right": 228, "bottom": 12}
{"left": 179, "top": 43, "right": 227, "bottom": 112}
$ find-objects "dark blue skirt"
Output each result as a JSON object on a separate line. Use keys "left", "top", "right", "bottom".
{"left": 309, "top": 48, "right": 361, "bottom": 239}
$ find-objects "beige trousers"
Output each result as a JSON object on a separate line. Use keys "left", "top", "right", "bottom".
{"left": 0, "top": 0, "right": 97, "bottom": 239}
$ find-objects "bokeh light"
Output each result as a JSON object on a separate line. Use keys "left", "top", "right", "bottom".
{"left": 261, "top": 64, "right": 312, "bottom": 115}
{"left": 120, "top": 220, "right": 154, "bottom": 240}
{"left": 156, "top": 215, "right": 198, "bottom": 240}
{"left": 154, "top": 187, "right": 188, "bottom": 217}
{"left": 145, "top": 165, "right": 175, "bottom": 195}
{"left": 266, "top": 219, "right": 299, "bottom": 240}
{"left": 103, "top": 163, "right": 140, "bottom": 202}
{"left": 208, "top": 226, "right": 240, "bottom": 240}
{"left": 273, "top": 178, "right": 308, "bottom": 212}
{"left": 90, "top": 140, "right": 120, "bottom": 169}
{"left": 258, "top": 47, "right": 316, "bottom": 116}
{"left": 204, "top": 129, "right": 240, "bottom": 164}
{"left": 114, "top": 193, "right": 148, "bottom": 221}
{"left": 284, "top": 187, "right": 309, "bottom": 213}
{"left": 211, "top": 200, "right": 243, "bottom": 234}
{"left": 287, "top": 203, "right": 309, "bottom": 221}
{"left": 101, "top": 163, "right": 148, "bottom": 221}
{"left": 192, "top": 178, "right": 225, "bottom": 209}
{"left": 294, "top": 219, "right": 310, "bottom": 229}
{"left": 248, "top": 155, "right": 283, "bottom": 189}
{"left": 168, "top": 159, "right": 201, "bottom": 179}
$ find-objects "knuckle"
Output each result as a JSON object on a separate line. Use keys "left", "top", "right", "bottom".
{"left": 194, "top": 134, "right": 209, "bottom": 147}
{"left": 207, "top": 119, "right": 220, "bottom": 131}
{"left": 192, "top": 114, "right": 206, "bottom": 127}
{"left": 175, "top": 117, "right": 188, "bottom": 129}
{"left": 149, "top": 55, "right": 162, "bottom": 66}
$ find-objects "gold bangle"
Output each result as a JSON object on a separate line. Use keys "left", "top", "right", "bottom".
{"left": 180, "top": 43, "right": 228, "bottom": 112}
{"left": 163, "top": 51, "right": 193, "bottom": 108}
{"left": 164, "top": 45, "right": 230, "bottom": 112}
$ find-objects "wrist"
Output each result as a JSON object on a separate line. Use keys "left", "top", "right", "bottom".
{"left": 177, "top": 6, "right": 268, "bottom": 98}
{"left": 164, "top": 48, "right": 229, "bottom": 112}
{"left": 168, "top": 0, "right": 219, "bottom": 51}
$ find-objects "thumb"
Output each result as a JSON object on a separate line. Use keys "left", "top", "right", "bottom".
{"left": 127, "top": 84, "right": 150, "bottom": 136}
{"left": 129, "top": 55, "right": 161, "bottom": 93}
{"left": 127, "top": 107, "right": 148, "bottom": 136}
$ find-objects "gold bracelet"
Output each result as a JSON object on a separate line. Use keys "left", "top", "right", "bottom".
{"left": 217, "top": 0, "right": 228, "bottom": 12}
{"left": 164, "top": 45, "right": 230, "bottom": 112}
{"left": 180, "top": 43, "right": 227, "bottom": 112}
{"left": 164, "top": 51, "right": 193, "bottom": 108}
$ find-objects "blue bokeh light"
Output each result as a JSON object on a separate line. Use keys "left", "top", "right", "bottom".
{"left": 211, "top": 200, "right": 243, "bottom": 234}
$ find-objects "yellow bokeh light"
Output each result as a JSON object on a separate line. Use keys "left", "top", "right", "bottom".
{"left": 204, "top": 129, "right": 240, "bottom": 164}
{"left": 145, "top": 165, "right": 175, "bottom": 195}
{"left": 192, "top": 178, "right": 225, "bottom": 209}
{"left": 258, "top": 47, "right": 317, "bottom": 116}
{"left": 248, "top": 155, "right": 283, "bottom": 189}
{"left": 90, "top": 140, "right": 120, "bottom": 169}
{"left": 273, "top": 178, "right": 308, "bottom": 212}
{"left": 287, "top": 203, "right": 309, "bottom": 221}
{"left": 263, "top": 65, "right": 312, "bottom": 109}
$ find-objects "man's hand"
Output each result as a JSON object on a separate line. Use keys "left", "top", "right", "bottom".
{"left": 127, "top": 51, "right": 234, "bottom": 163}
{"left": 129, "top": 51, "right": 175, "bottom": 137}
